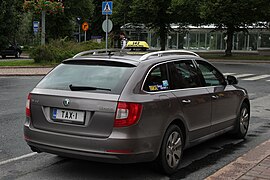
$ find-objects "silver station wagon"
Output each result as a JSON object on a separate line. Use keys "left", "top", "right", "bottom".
{"left": 24, "top": 50, "right": 250, "bottom": 174}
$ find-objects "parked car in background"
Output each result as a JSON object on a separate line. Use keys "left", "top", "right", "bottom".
{"left": 24, "top": 49, "right": 250, "bottom": 174}
{"left": 0, "top": 43, "right": 22, "bottom": 58}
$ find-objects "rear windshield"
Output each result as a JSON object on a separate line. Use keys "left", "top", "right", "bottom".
{"left": 36, "top": 63, "right": 135, "bottom": 94}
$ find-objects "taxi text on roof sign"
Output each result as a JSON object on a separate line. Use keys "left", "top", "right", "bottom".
{"left": 126, "top": 41, "right": 150, "bottom": 49}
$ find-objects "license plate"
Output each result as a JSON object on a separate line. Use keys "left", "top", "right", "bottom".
{"left": 52, "top": 108, "right": 85, "bottom": 124}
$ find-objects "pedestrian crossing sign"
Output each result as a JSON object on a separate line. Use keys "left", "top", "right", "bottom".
{"left": 102, "top": 1, "right": 113, "bottom": 15}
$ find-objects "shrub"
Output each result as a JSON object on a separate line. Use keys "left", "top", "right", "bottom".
{"left": 30, "top": 40, "right": 105, "bottom": 63}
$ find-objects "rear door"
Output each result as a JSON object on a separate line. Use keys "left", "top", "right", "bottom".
{"left": 30, "top": 61, "right": 135, "bottom": 138}
{"left": 168, "top": 60, "right": 212, "bottom": 141}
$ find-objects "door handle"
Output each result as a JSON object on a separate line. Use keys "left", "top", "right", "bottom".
{"left": 212, "top": 95, "right": 219, "bottom": 99}
{"left": 182, "top": 99, "right": 191, "bottom": 104}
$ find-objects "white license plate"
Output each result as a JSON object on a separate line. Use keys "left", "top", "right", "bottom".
{"left": 52, "top": 108, "right": 85, "bottom": 123}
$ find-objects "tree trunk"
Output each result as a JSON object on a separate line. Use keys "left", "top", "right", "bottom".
{"left": 225, "top": 25, "right": 234, "bottom": 56}
{"left": 159, "top": 25, "right": 166, "bottom": 51}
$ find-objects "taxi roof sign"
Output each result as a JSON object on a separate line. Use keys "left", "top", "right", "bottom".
{"left": 126, "top": 41, "right": 150, "bottom": 49}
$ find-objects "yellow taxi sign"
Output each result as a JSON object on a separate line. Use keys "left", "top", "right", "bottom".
{"left": 126, "top": 41, "right": 149, "bottom": 49}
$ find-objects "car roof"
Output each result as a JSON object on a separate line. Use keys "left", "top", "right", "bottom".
{"left": 63, "top": 49, "right": 204, "bottom": 66}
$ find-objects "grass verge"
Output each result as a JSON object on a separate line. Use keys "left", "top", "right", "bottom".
{"left": 0, "top": 59, "right": 57, "bottom": 67}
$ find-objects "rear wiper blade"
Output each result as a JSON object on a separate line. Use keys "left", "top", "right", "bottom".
{"left": 69, "top": 84, "right": 111, "bottom": 91}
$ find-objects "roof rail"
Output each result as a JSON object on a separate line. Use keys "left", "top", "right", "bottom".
{"left": 139, "top": 50, "right": 200, "bottom": 61}
{"left": 73, "top": 49, "right": 121, "bottom": 58}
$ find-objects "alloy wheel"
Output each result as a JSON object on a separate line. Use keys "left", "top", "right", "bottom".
{"left": 239, "top": 107, "right": 249, "bottom": 134}
{"left": 165, "top": 131, "right": 182, "bottom": 169}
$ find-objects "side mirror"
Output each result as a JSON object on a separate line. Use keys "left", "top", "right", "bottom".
{"left": 227, "top": 75, "right": 238, "bottom": 85}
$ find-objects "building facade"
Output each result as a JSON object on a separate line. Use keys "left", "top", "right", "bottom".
{"left": 121, "top": 23, "right": 270, "bottom": 51}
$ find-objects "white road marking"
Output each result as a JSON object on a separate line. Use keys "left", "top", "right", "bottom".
{"left": 242, "top": 75, "right": 270, "bottom": 81}
{"left": 0, "top": 152, "right": 37, "bottom": 166}
{"left": 223, "top": 73, "right": 236, "bottom": 76}
{"left": 234, "top": 74, "right": 254, "bottom": 78}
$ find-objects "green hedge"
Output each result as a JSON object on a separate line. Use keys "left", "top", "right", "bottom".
{"left": 30, "top": 40, "right": 105, "bottom": 63}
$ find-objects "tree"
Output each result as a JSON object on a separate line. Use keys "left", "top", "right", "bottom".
{"left": 130, "top": 0, "right": 173, "bottom": 50}
{"left": 0, "top": 0, "right": 23, "bottom": 49}
{"left": 129, "top": 0, "right": 202, "bottom": 50}
{"left": 200, "top": 0, "right": 270, "bottom": 56}
{"left": 111, "top": 0, "right": 133, "bottom": 47}
{"left": 23, "top": 0, "right": 94, "bottom": 43}
{"left": 55, "top": 0, "right": 94, "bottom": 40}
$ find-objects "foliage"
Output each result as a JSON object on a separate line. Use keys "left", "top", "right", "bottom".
{"left": 23, "top": 0, "right": 64, "bottom": 15}
{"left": 30, "top": 40, "right": 105, "bottom": 63}
{"left": 90, "top": 0, "right": 105, "bottom": 36}
{"left": 0, "top": 0, "right": 23, "bottom": 49}
{"left": 16, "top": 12, "right": 35, "bottom": 46}
{"left": 130, "top": 0, "right": 170, "bottom": 50}
{"left": 111, "top": 0, "right": 133, "bottom": 47}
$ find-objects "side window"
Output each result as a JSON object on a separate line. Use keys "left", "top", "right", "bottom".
{"left": 169, "top": 60, "right": 202, "bottom": 89}
{"left": 196, "top": 60, "right": 225, "bottom": 86}
{"left": 143, "top": 64, "right": 170, "bottom": 92}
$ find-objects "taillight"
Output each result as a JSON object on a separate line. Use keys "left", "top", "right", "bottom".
{"left": 114, "top": 102, "right": 142, "bottom": 127}
{"left": 26, "top": 94, "right": 31, "bottom": 117}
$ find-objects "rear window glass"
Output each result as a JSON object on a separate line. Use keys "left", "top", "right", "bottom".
{"left": 36, "top": 63, "right": 135, "bottom": 94}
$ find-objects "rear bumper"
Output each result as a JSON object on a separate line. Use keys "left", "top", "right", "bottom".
{"left": 24, "top": 124, "right": 160, "bottom": 164}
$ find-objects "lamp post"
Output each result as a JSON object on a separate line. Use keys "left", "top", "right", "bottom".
{"left": 77, "top": 17, "right": 81, "bottom": 43}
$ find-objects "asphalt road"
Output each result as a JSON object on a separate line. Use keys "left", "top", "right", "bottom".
{"left": 0, "top": 62, "right": 270, "bottom": 180}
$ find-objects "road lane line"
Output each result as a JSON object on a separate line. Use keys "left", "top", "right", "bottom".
{"left": 242, "top": 75, "right": 270, "bottom": 81}
{"left": 0, "top": 152, "right": 37, "bottom": 166}
{"left": 234, "top": 74, "right": 254, "bottom": 78}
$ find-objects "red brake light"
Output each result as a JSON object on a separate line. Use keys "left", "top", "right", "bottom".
{"left": 114, "top": 102, "right": 142, "bottom": 127}
{"left": 26, "top": 94, "right": 31, "bottom": 117}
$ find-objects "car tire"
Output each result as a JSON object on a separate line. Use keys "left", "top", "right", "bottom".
{"left": 157, "top": 124, "right": 183, "bottom": 175}
{"left": 15, "top": 51, "right": 20, "bottom": 58}
{"left": 232, "top": 103, "right": 250, "bottom": 139}
{"left": 2, "top": 55, "right": 6, "bottom": 59}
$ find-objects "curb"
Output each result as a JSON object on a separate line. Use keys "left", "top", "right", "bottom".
{"left": 206, "top": 139, "right": 270, "bottom": 180}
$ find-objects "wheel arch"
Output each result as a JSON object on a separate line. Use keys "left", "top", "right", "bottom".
{"left": 167, "top": 118, "right": 188, "bottom": 148}
{"left": 239, "top": 98, "right": 250, "bottom": 114}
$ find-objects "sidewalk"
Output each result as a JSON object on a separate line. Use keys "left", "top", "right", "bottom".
{"left": 207, "top": 139, "right": 270, "bottom": 180}
{"left": 0, "top": 66, "right": 52, "bottom": 76}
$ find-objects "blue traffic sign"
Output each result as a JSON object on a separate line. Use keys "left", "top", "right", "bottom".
{"left": 102, "top": 1, "right": 113, "bottom": 15}
{"left": 33, "top": 21, "right": 39, "bottom": 34}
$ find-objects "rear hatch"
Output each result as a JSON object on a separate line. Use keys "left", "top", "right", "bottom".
{"left": 30, "top": 60, "right": 136, "bottom": 138}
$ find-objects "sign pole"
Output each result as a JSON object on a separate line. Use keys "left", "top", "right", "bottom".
{"left": 102, "top": 1, "right": 113, "bottom": 53}
{"left": 85, "top": 31, "right": 87, "bottom": 42}
{"left": 106, "top": 14, "right": 108, "bottom": 52}
{"left": 41, "top": 11, "right": 46, "bottom": 45}
{"left": 79, "top": 24, "right": 81, "bottom": 43}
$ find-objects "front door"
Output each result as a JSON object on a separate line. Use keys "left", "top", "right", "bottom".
{"left": 195, "top": 60, "right": 239, "bottom": 132}
{"left": 168, "top": 60, "right": 212, "bottom": 141}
